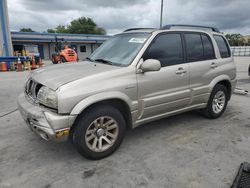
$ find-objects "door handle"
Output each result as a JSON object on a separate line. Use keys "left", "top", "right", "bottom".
{"left": 175, "top": 67, "right": 187, "bottom": 75}
{"left": 211, "top": 62, "right": 218, "bottom": 68}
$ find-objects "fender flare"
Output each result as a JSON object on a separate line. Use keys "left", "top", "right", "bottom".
{"left": 208, "top": 74, "right": 232, "bottom": 93}
{"left": 70, "top": 91, "right": 133, "bottom": 115}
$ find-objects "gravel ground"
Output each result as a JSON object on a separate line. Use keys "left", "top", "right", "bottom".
{"left": 0, "top": 58, "right": 249, "bottom": 188}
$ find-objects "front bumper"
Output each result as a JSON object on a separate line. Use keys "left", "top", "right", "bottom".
{"left": 18, "top": 93, "right": 76, "bottom": 142}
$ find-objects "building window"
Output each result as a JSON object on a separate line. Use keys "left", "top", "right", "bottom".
{"left": 80, "top": 45, "right": 86, "bottom": 53}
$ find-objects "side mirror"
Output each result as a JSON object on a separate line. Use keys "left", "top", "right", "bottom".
{"left": 140, "top": 59, "right": 161, "bottom": 72}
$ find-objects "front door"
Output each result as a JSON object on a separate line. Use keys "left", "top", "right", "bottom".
{"left": 137, "top": 33, "right": 191, "bottom": 120}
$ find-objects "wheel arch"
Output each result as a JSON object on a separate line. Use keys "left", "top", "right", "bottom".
{"left": 210, "top": 75, "right": 232, "bottom": 100}
{"left": 70, "top": 92, "right": 134, "bottom": 130}
{"left": 217, "top": 80, "right": 232, "bottom": 100}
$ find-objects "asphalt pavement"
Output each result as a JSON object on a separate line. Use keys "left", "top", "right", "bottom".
{"left": 0, "top": 58, "right": 249, "bottom": 188}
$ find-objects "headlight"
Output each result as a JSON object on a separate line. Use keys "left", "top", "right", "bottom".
{"left": 37, "top": 86, "right": 58, "bottom": 109}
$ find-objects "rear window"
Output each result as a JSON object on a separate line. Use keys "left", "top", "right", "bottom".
{"left": 214, "top": 35, "right": 231, "bottom": 58}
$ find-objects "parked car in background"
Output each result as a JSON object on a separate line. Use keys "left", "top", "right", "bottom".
{"left": 18, "top": 25, "right": 237, "bottom": 160}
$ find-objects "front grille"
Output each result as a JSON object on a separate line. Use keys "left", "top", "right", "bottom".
{"left": 25, "top": 79, "right": 42, "bottom": 100}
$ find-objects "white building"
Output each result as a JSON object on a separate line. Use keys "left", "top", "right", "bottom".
{"left": 11, "top": 31, "right": 110, "bottom": 60}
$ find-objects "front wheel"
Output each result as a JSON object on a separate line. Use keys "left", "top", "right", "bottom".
{"left": 73, "top": 105, "right": 126, "bottom": 160}
{"left": 202, "top": 84, "right": 229, "bottom": 119}
{"left": 61, "top": 56, "right": 67, "bottom": 63}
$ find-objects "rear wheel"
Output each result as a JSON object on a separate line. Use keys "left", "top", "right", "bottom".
{"left": 73, "top": 105, "right": 126, "bottom": 160}
{"left": 202, "top": 84, "right": 229, "bottom": 119}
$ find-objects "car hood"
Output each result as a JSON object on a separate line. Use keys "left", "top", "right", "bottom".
{"left": 31, "top": 61, "right": 120, "bottom": 90}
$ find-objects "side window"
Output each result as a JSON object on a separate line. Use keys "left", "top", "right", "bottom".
{"left": 143, "top": 33, "right": 183, "bottom": 67}
{"left": 185, "top": 34, "right": 203, "bottom": 62}
{"left": 214, "top": 35, "right": 231, "bottom": 58}
{"left": 201, "top": 35, "right": 215, "bottom": 60}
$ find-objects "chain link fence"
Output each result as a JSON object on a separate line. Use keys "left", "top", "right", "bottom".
{"left": 231, "top": 46, "right": 250, "bottom": 56}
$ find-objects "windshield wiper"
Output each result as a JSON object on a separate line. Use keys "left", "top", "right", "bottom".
{"left": 86, "top": 57, "right": 94, "bottom": 62}
{"left": 94, "top": 58, "right": 114, "bottom": 65}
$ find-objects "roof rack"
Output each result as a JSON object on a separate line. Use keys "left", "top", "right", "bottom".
{"left": 161, "top": 24, "right": 220, "bottom": 33}
{"left": 123, "top": 28, "right": 156, "bottom": 32}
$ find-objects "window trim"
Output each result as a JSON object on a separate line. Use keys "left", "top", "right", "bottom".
{"left": 213, "top": 34, "right": 231, "bottom": 58}
{"left": 183, "top": 31, "right": 216, "bottom": 63}
{"left": 142, "top": 31, "right": 185, "bottom": 67}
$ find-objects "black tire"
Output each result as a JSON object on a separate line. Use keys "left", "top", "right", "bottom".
{"left": 201, "top": 84, "right": 229, "bottom": 119}
{"left": 73, "top": 105, "right": 126, "bottom": 160}
{"left": 61, "top": 56, "right": 67, "bottom": 63}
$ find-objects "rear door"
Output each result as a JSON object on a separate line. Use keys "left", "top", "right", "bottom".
{"left": 136, "top": 32, "right": 191, "bottom": 120}
{"left": 185, "top": 32, "right": 218, "bottom": 105}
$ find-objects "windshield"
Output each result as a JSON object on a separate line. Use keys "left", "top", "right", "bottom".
{"left": 89, "top": 33, "right": 150, "bottom": 66}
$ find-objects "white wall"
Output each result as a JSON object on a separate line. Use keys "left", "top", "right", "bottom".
{"left": 43, "top": 44, "right": 49, "bottom": 60}
{"left": 77, "top": 44, "right": 93, "bottom": 60}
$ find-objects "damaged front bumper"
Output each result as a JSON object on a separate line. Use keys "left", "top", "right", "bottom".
{"left": 17, "top": 93, "right": 76, "bottom": 142}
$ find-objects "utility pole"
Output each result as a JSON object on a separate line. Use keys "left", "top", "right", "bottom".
{"left": 0, "top": 0, "right": 13, "bottom": 56}
{"left": 160, "top": 0, "right": 163, "bottom": 28}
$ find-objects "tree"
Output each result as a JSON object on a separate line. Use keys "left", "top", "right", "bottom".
{"left": 225, "top": 34, "right": 244, "bottom": 46}
{"left": 19, "top": 28, "right": 34, "bottom": 32}
{"left": 55, "top": 25, "right": 69, "bottom": 33}
{"left": 47, "top": 17, "right": 106, "bottom": 35}
{"left": 47, "top": 29, "right": 56, "bottom": 33}
{"left": 67, "top": 17, "right": 106, "bottom": 34}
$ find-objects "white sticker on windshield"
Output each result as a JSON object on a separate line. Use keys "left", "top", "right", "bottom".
{"left": 128, "top": 38, "right": 147, "bottom": 43}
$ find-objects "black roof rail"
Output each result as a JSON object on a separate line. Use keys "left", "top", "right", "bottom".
{"left": 161, "top": 24, "right": 220, "bottom": 33}
{"left": 123, "top": 28, "right": 156, "bottom": 32}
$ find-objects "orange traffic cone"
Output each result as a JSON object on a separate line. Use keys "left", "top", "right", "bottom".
{"left": 17, "top": 58, "right": 23, "bottom": 72}
{"left": 38, "top": 58, "right": 44, "bottom": 68}
{"left": 31, "top": 56, "right": 36, "bottom": 70}
{"left": 0, "top": 62, "right": 8, "bottom": 72}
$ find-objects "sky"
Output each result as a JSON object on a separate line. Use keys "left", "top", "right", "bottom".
{"left": 7, "top": 0, "right": 250, "bottom": 35}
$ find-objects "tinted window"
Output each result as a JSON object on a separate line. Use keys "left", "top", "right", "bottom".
{"left": 201, "top": 35, "right": 215, "bottom": 60}
{"left": 214, "top": 35, "right": 231, "bottom": 58}
{"left": 143, "top": 33, "right": 183, "bottom": 67}
{"left": 185, "top": 34, "right": 203, "bottom": 62}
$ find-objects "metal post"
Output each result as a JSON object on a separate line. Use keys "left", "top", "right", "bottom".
{"left": 0, "top": 0, "right": 13, "bottom": 57}
{"left": 160, "top": 0, "right": 164, "bottom": 28}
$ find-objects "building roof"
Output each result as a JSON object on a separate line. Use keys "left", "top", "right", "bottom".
{"left": 11, "top": 31, "right": 110, "bottom": 43}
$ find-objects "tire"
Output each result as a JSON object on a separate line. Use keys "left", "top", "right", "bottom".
{"left": 73, "top": 105, "right": 126, "bottom": 160}
{"left": 61, "top": 56, "right": 67, "bottom": 63}
{"left": 202, "top": 84, "right": 229, "bottom": 119}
